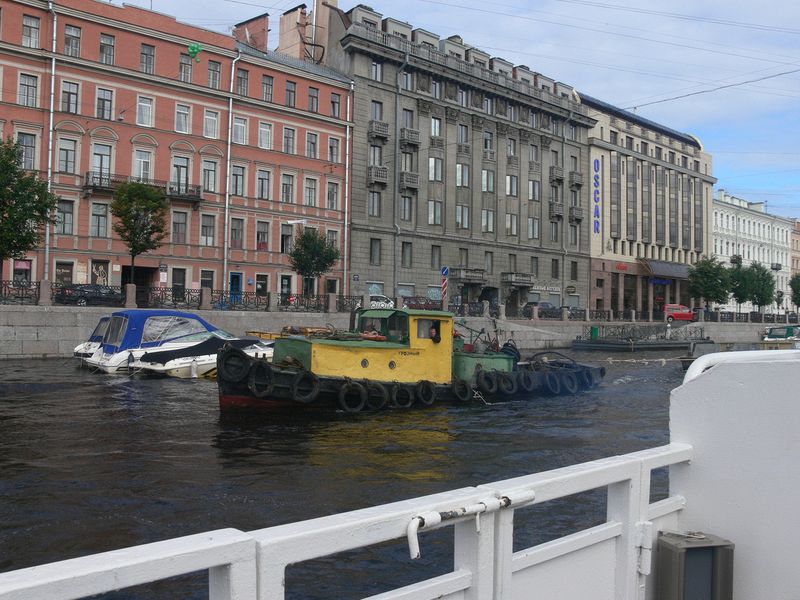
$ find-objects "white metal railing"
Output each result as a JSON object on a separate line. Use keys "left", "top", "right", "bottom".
{"left": 0, "top": 444, "right": 692, "bottom": 600}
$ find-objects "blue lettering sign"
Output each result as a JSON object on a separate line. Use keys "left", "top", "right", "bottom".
{"left": 592, "top": 158, "right": 601, "bottom": 235}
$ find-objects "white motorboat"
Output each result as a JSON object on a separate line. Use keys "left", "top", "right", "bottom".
{"left": 72, "top": 316, "right": 110, "bottom": 360}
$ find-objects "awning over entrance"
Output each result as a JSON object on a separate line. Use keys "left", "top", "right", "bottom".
{"left": 638, "top": 259, "right": 690, "bottom": 280}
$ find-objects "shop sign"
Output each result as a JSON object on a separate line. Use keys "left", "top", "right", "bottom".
{"left": 565, "top": 285, "right": 577, "bottom": 294}
{"left": 650, "top": 278, "right": 671, "bottom": 285}
{"left": 530, "top": 284, "right": 561, "bottom": 292}
{"left": 615, "top": 262, "right": 628, "bottom": 271}
{"left": 593, "top": 158, "right": 601, "bottom": 234}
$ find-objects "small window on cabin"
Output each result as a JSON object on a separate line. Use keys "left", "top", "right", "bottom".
{"left": 417, "top": 319, "right": 441, "bottom": 341}
{"left": 386, "top": 314, "right": 408, "bottom": 343}
{"left": 361, "top": 318, "right": 383, "bottom": 334}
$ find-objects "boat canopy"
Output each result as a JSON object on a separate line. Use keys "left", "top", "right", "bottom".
{"left": 100, "top": 309, "right": 220, "bottom": 354}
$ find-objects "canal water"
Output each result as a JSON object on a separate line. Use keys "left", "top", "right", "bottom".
{"left": 0, "top": 351, "right": 685, "bottom": 599}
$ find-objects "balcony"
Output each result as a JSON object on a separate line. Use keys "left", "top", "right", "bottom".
{"left": 549, "top": 202, "right": 564, "bottom": 220}
{"left": 501, "top": 272, "right": 532, "bottom": 286}
{"left": 507, "top": 155, "right": 519, "bottom": 170}
{"left": 367, "top": 166, "right": 389, "bottom": 185}
{"left": 399, "top": 171, "right": 419, "bottom": 189}
{"left": 83, "top": 171, "right": 135, "bottom": 192}
{"left": 482, "top": 149, "right": 495, "bottom": 161}
{"left": 528, "top": 161, "right": 542, "bottom": 176}
{"left": 430, "top": 136, "right": 444, "bottom": 150}
{"left": 167, "top": 181, "right": 202, "bottom": 202}
{"left": 457, "top": 143, "right": 471, "bottom": 155}
{"left": 569, "top": 206, "right": 584, "bottom": 222}
{"left": 368, "top": 120, "right": 389, "bottom": 139}
{"left": 549, "top": 166, "right": 564, "bottom": 183}
{"left": 450, "top": 267, "right": 487, "bottom": 283}
{"left": 399, "top": 127, "right": 420, "bottom": 145}
{"left": 771, "top": 263, "right": 782, "bottom": 271}
{"left": 569, "top": 171, "right": 584, "bottom": 187}
{"left": 83, "top": 172, "right": 202, "bottom": 204}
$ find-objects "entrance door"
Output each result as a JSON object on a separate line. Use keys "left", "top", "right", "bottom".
{"left": 229, "top": 272, "right": 242, "bottom": 303}
{"left": 280, "top": 275, "right": 292, "bottom": 306}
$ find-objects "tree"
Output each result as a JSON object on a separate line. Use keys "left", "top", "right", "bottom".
{"left": 287, "top": 227, "right": 340, "bottom": 295}
{"left": 110, "top": 181, "right": 169, "bottom": 282}
{"left": 687, "top": 256, "right": 730, "bottom": 308}
{"left": 748, "top": 262, "right": 775, "bottom": 310}
{"left": 729, "top": 265, "right": 753, "bottom": 310}
{"left": 0, "top": 138, "right": 59, "bottom": 280}
{"left": 790, "top": 274, "right": 800, "bottom": 308}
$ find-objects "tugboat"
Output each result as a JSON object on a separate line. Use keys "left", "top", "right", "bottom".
{"left": 216, "top": 308, "right": 605, "bottom": 412}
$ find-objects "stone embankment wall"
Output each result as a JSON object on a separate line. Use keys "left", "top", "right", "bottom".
{"left": 0, "top": 306, "right": 773, "bottom": 359}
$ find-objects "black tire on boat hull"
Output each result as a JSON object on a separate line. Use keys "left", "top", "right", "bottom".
{"left": 578, "top": 368, "right": 594, "bottom": 390}
{"left": 560, "top": 371, "right": 579, "bottom": 395}
{"left": 477, "top": 369, "right": 498, "bottom": 395}
{"left": 218, "top": 347, "right": 251, "bottom": 383}
{"left": 497, "top": 371, "right": 517, "bottom": 395}
{"left": 543, "top": 371, "right": 561, "bottom": 395}
{"left": 451, "top": 378, "right": 472, "bottom": 402}
{"left": 247, "top": 360, "right": 274, "bottom": 398}
{"left": 416, "top": 380, "right": 437, "bottom": 406}
{"left": 517, "top": 369, "right": 536, "bottom": 393}
{"left": 291, "top": 369, "right": 320, "bottom": 403}
{"left": 365, "top": 381, "right": 389, "bottom": 411}
{"left": 390, "top": 384, "right": 415, "bottom": 409}
{"left": 338, "top": 380, "right": 367, "bottom": 413}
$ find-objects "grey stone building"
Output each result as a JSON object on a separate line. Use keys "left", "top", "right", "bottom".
{"left": 283, "top": 2, "right": 596, "bottom": 314}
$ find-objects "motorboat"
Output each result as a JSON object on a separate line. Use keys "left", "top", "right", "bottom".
{"left": 72, "top": 316, "right": 110, "bottom": 360}
{"left": 82, "top": 309, "right": 272, "bottom": 378}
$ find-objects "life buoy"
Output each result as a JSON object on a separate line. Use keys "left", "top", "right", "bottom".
{"left": 543, "top": 371, "right": 561, "bottom": 395}
{"left": 247, "top": 360, "right": 274, "bottom": 398}
{"left": 217, "top": 346, "right": 251, "bottom": 383}
{"left": 560, "top": 371, "right": 579, "bottom": 395}
{"left": 364, "top": 381, "right": 389, "bottom": 411}
{"left": 476, "top": 369, "right": 498, "bottom": 395}
{"left": 578, "top": 368, "right": 594, "bottom": 390}
{"left": 497, "top": 372, "right": 517, "bottom": 395}
{"left": 291, "top": 369, "right": 320, "bottom": 403}
{"left": 360, "top": 331, "right": 387, "bottom": 341}
{"left": 451, "top": 378, "right": 472, "bottom": 402}
{"left": 415, "top": 380, "right": 437, "bottom": 406}
{"left": 517, "top": 369, "right": 536, "bottom": 393}
{"left": 338, "top": 380, "right": 367, "bottom": 412}
{"left": 390, "top": 384, "right": 415, "bottom": 408}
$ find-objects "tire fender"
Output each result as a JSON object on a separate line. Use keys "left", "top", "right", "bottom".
{"left": 476, "top": 369, "right": 498, "bottom": 395}
{"left": 338, "top": 380, "right": 367, "bottom": 413}
{"left": 451, "top": 378, "right": 472, "bottom": 402}
{"left": 560, "top": 371, "right": 579, "bottom": 395}
{"left": 390, "top": 383, "right": 415, "bottom": 408}
{"left": 364, "top": 381, "right": 389, "bottom": 411}
{"left": 415, "top": 380, "right": 437, "bottom": 406}
{"left": 497, "top": 371, "right": 517, "bottom": 395}
{"left": 217, "top": 346, "right": 251, "bottom": 383}
{"left": 517, "top": 369, "right": 536, "bottom": 393}
{"left": 247, "top": 360, "right": 274, "bottom": 398}
{"left": 291, "top": 369, "right": 320, "bottom": 403}
{"left": 543, "top": 371, "right": 561, "bottom": 395}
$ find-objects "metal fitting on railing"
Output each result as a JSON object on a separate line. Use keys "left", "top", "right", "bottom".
{"left": 406, "top": 488, "right": 536, "bottom": 559}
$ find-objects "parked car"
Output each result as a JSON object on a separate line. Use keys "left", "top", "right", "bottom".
{"left": 54, "top": 284, "right": 125, "bottom": 307}
{"left": 521, "top": 301, "right": 556, "bottom": 318}
{"left": 356, "top": 294, "right": 395, "bottom": 309}
{"left": 664, "top": 303, "right": 697, "bottom": 323}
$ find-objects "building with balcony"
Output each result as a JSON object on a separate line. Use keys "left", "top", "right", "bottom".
{"left": 792, "top": 222, "right": 800, "bottom": 304}
{"left": 712, "top": 189, "right": 793, "bottom": 312}
{"left": 581, "top": 95, "right": 716, "bottom": 313}
{"left": 2, "top": 0, "right": 351, "bottom": 298}
{"left": 290, "top": 1, "right": 595, "bottom": 314}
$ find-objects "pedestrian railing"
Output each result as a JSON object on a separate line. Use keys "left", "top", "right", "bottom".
{"left": 0, "top": 280, "right": 39, "bottom": 305}
{"left": 336, "top": 294, "right": 361, "bottom": 312}
{"left": 211, "top": 290, "right": 269, "bottom": 312}
{"left": 147, "top": 286, "right": 202, "bottom": 310}
{"left": 277, "top": 294, "right": 327, "bottom": 312}
{"left": 448, "top": 302, "right": 486, "bottom": 317}
{"left": 589, "top": 309, "right": 610, "bottom": 321}
{"left": 402, "top": 296, "right": 443, "bottom": 310}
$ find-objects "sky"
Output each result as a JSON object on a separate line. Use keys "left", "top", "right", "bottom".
{"left": 119, "top": 0, "right": 800, "bottom": 219}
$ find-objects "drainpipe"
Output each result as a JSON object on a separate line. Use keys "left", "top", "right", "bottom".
{"left": 344, "top": 81, "right": 353, "bottom": 295}
{"left": 44, "top": 1, "right": 58, "bottom": 282}
{"left": 393, "top": 54, "right": 409, "bottom": 298}
{"left": 222, "top": 51, "right": 241, "bottom": 293}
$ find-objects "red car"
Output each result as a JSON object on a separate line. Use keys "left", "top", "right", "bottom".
{"left": 664, "top": 303, "right": 697, "bottom": 323}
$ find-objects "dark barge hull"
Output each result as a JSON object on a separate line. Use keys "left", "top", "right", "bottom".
{"left": 571, "top": 339, "right": 693, "bottom": 352}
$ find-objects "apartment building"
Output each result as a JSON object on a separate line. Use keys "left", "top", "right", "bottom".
{"left": 581, "top": 95, "right": 716, "bottom": 313}
{"left": 712, "top": 189, "right": 793, "bottom": 312}
{"left": 291, "top": 2, "right": 596, "bottom": 314}
{"left": 2, "top": 0, "right": 351, "bottom": 298}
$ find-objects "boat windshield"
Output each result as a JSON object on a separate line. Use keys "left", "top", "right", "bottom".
{"left": 103, "top": 316, "right": 128, "bottom": 347}
{"left": 90, "top": 318, "right": 110, "bottom": 341}
{"left": 141, "top": 316, "right": 213, "bottom": 344}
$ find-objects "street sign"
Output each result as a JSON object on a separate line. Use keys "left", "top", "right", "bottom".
{"left": 352, "top": 274, "right": 359, "bottom": 281}
{"left": 441, "top": 266, "right": 449, "bottom": 277}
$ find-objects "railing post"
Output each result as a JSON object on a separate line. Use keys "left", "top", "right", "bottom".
{"left": 267, "top": 292, "right": 278, "bottom": 312}
{"left": 609, "top": 309, "right": 615, "bottom": 322}
{"left": 532, "top": 306, "right": 539, "bottom": 321}
{"left": 125, "top": 283, "right": 137, "bottom": 308}
{"left": 394, "top": 297, "right": 403, "bottom": 310}
{"left": 498, "top": 303, "right": 506, "bottom": 320}
{"left": 361, "top": 294, "right": 370, "bottom": 310}
{"left": 326, "top": 293, "right": 336, "bottom": 313}
{"left": 481, "top": 300, "right": 489, "bottom": 317}
{"left": 200, "top": 287, "right": 212, "bottom": 311}
{"left": 630, "top": 310, "right": 636, "bottom": 323}
{"left": 561, "top": 306, "right": 569, "bottom": 321}
{"left": 38, "top": 280, "right": 52, "bottom": 306}
{"left": 584, "top": 309, "right": 591, "bottom": 322}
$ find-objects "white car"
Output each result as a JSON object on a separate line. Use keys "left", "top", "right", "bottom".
{"left": 357, "top": 294, "right": 395, "bottom": 309}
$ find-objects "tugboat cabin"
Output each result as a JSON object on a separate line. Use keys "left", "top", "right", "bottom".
{"left": 272, "top": 308, "right": 454, "bottom": 385}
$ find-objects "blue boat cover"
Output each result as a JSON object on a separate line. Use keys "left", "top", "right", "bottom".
{"left": 100, "top": 309, "right": 221, "bottom": 354}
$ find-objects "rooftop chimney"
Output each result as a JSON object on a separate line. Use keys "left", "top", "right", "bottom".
{"left": 233, "top": 12, "right": 270, "bottom": 52}
{"left": 277, "top": 4, "right": 310, "bottom": 60}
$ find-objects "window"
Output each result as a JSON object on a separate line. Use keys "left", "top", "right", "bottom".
{"left": 231, "top": 218, "right": 244, "bottom": 249}
{"left": 175, "top": 104, "right": 190, "bottom": 133}
{"left": 258, "top": 122, "right": 272, "bottom": 149}
{"left": 200, "top": 270, "right": 214, "bottom": 289}
{"left": 90, "top": 203, "right": 108, "bottom": 237}
{"left": 96, "top": 88, "right": 113, "bottom": 120}
{"left": 257, "top": 170, "right": 271, "bottom": 200}
{"left": 179, "top": 54, "right": 193, "bottom": 83}
{"left": 369, "top": 191, "right": 382, "bottom": 217}
{"left": 401, "top": 196, "right": 413, "bottom": 221}
{"left": 551, "top": 258, "right": 559, "bottom": 279}
{"left": 402, "top": 242, "right": 412, "bottom": 268}
{"left": 285, "top": 81, "right": 296, "bottom": 107}
{"left": 64, "top": 25, "right": 81, "bottom": 57}
{"left": 481, "top": 209, "right": 495, "bottom": 233}
{"left": 455, "top": 205, "right": 470, "bottom": 229}
{"left": 457, "top": 124, "right": 469, "bottom": 143}
{"left": 505, "top": 213, "right": 518, "bottom": 236}
{"left": 201, "top": 215, "right": 215, "bottom": 246}
{"left": 92, "top": 143, "right": 112, "bottom": 181}
{"left": 528, "top": 180, "right": 540, "bottom": 201}
{"left": 431, "top": 78, "right": 442, "bottom": 99}
{"left": 283, "top": 128, "right": 295, "bottom": 154}
{"left": 550, "top": 221, "right": 559, "bottom": 242}
{"left": 529, "top": 144, "right": 539, "bottom": 161}
{"left": 23, "top": 15, "right": 40, "bottom": 48}
{"left": 331, "top": 93, "right": 341, "bottom": 117}
{"left": 507, "top": 137, "right": 517, "bottom": 157}
{"left": 133, "top": 149, "right": 152, "bottom": 181}
{"left": 136, "top": 96, "right": 153, "bottom": 126}
{"left": 370, "top": 60, "right": 383, "bottom": 81}
{"left": 482, "top": 169, "right": 495, "bottom": 192}
{"left": 570, "top": 189, "right": 578, "bottom": 206}
{"left": 308, "top": 87, "right": 319, "bottom": 112}
{"left": 428, "top": 157, "right": 443, "bottom": 181}
{"left": 171, "top": 156, "right": 190, "bottom": 192}
{"left": 208, "top": 61, "right": 221, "bottom": 89}
{"left": 505, "top": 175, "right": 518, "bottom": 197}
{"left": 484, "top": 131, "right": 494, "bottom": 150}
{"left": 369, "top": 145, "right": 382, "bottom": 166}
{"left": 457, "top": 88, "right": 469, "bottom": 107}
{"left": 140, "top": 44, "right": 155, "bottom": 74}
{"left": 402, "top": 109, "right": 414, "bottom": 128}
{"left": 306, "top": 133, "right": 318, "bottom": 158}
{"left": 202, "top": 160, "right": 217, "bottom": 192}
{"left": 401, "top": 152, "right": 413, "bottom": 172}
{"left": 172, "top": 211, "right": 187, "bottom": 244}
{"left": 371, "top": 101, "right": 383, "bottom": 120}
{"left": 304, "top": 178, "right": 317, "bottom": 206}
{"left": 327, "top": 182, "right": 339, "bottom": 210}
{"left": 428, "top": 200, "right": 442, "bottom": 225}
{"left": 97, "top": 33, "right": 115, "bottom": 65}
{"left": 570, "top": 260, "right": 578, "bottom": 280}
{"left": 236, "top": 68, "right": 249, "bottom": 96}
{"left": 256, "top": 221, "right": 269, "bottom": 251}
{"left": 281, "top": 224, "right": 293, "bottom": 253}
{"left": 56, "top": 200, "right": 74, "bottom": 235}
{"left": 483, "top": 96, "right": 493, "bottom": 114}
{"left": 528, "top": 216, "right": 540, "bottom": 239}
{"left": 58, "top": 139, "right": 76, "bottom": 173}
{"left": 401, "top": 71, "right": 413, "bottom": 90}
{"left": 369, "top": 238, "right": 381, "bottom": 265}
{"left": 262, "top": 75, "right": 274, "bottom": 101}
{"left": 281, "top": 174, "right": 294, "bottom": 203}
{"left": 328, "top": 138, "right": 340, "bottom": 162}
{"left": 204, "top": 110, "right": 219, "bottom": 138}
{"left": 570, "top": 224, "right": 578, "bottom": 246}
{"left": 530, "top": 256, "right": 539, "bottom": 276}
{"left": 232, "top": 117, "right": 247, "bottom": 144}
{"left": 230, "top": 165, "right": 245, "bottom": 196}
{"left": 485, "top": 251, "right": 494, "bottom": 274}
{"left": 61, "top": 82, "right": 78, "bottom": 113}
{"left": 18, "top": 74, "right": 38, "bottom": 107}
{"left": 431, "top": 117, "right": 441, "bottom": 137}
{"left": 431, "top": 245, "right": 441, "bottom": 270}
{"left": 550, "top": 185, "right": 560, "bottom": 203}
{"left": 456, "top": 163, "right": 470, "bottom": 187}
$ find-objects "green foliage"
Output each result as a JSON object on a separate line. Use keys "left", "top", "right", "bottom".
{"left": 0, "top": 138, "right": 59, "bottom": 279}
{"left": 288, "top": 227, "right": 340, "bottom": 284}
{"left": 687, "top": 256, "right": 730, "bottom": 307}
{"left": 110, "top": 182, "right": 169, "bottom": 277}
{"left": 748, "top": 262, "right": 775, "bottom": 308}
{"left": 790, "top": 274, "right": 800, "bottom": 308}
{"left": 775, "top": 290, "right": 785, "bottom": 308}
{"left": 729, "top": 265, "right": 753, "bottom": 308}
